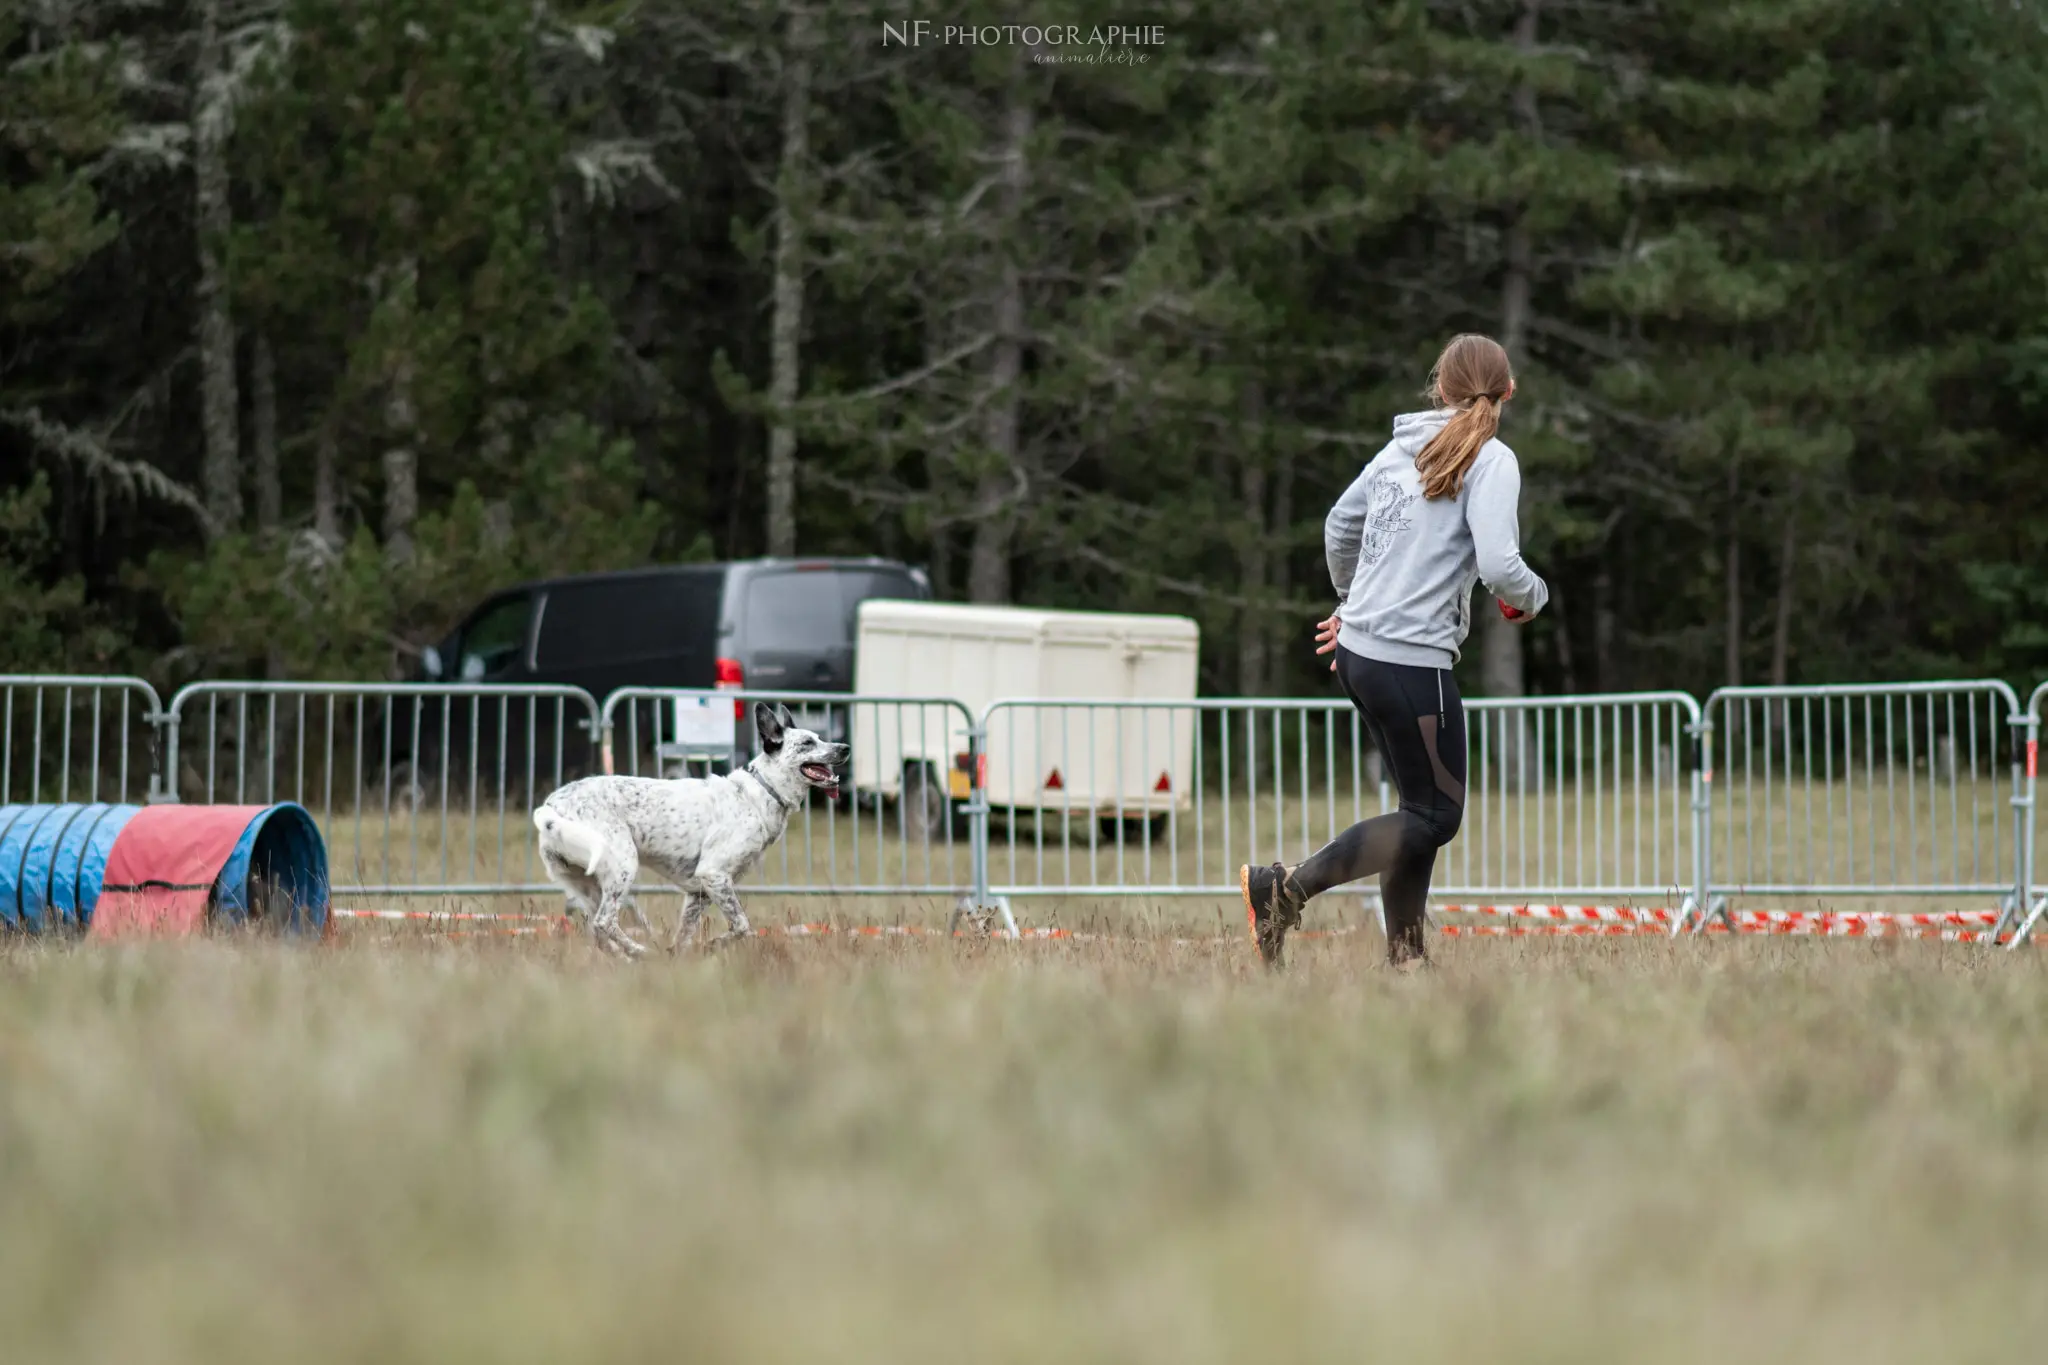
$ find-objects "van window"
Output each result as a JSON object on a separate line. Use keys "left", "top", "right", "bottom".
{"left": 534, "top": 571, "right": 723, "bottom": 670}
{"left": 456, "top": 595, "right": 533, "bottom": 680}
{"left": 743, "top": 569, "right": 922, "bottom": 651}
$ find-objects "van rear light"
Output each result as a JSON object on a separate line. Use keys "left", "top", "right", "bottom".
{"left": 715, "top": 657, "right": 745, "bottom": 719}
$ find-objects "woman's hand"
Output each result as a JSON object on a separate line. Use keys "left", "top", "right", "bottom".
{"left": 1314, "top": 613, "right": 1340, "bottom": 670}
{"left": 1498, "top": 598, "right": 1529, "bottom": 623}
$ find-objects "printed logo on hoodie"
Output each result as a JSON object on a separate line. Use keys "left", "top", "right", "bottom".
{"left": 1359, "top": 472, "right": 1416, "bottom": 568}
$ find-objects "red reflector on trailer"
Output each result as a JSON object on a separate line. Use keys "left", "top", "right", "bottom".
{"left": 715, "top": 657, "right": 746, "bottom": 719}
{"left": 1155, "top": 771, "right": 1172, "bottom": 792}
{"left": 1044, "top": 768, "right": 1063, "bottom": 790}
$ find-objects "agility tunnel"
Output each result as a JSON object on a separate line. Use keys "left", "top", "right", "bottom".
{"left": 0, "top": 802, "right": 328, "bottom": 936}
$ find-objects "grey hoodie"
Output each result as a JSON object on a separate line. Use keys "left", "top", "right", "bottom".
{"left": 1324, "top": 409, "right": 1548, "bottom": 670}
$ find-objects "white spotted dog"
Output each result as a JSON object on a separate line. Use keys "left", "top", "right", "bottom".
{"left": 532, "top": 703, "right": 847, "bottom": 957}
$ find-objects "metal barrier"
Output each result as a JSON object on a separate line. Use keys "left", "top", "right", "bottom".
{"left": 2006, "top": 683, "right": 2048, "bottom": 947}
{"left": 1681, "top": 681, "right": 2028, "bottom": 935}
{"left": 975, "top": 692, "right": 1707, "bottom": 929}
{"left": 162, "top": 681, "right": 603, "bottom": 895}
{"left": 0, "top": 675, "right": 164, "bottom": 807}
{"left": 5, "top": 671, "right": 2044, "bottom": 944}
{"left": 598, "top": 686, "right": 1012, "bottom": 933}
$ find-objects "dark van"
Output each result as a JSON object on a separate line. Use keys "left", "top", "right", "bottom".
{"left": 387, "top": 558, "right": 929, "bottom": 804}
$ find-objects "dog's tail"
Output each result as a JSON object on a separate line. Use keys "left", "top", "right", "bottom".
{"left": 533, "top": 805, "right": 606, "bottom": 878}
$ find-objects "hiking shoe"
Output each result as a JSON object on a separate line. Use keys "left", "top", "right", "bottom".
{"left": 1240, "top": 862, "right": 1306, "bottom": 967}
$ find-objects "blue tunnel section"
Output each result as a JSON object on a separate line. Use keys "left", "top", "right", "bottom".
{"left": 215, "top": 802, "right": 329, "bottom": 933}
{"left": 0, "top": 803, "right": 139, "bottom": 931}
{"left": 0, "top": 802, "right": 326, "bottom": 934}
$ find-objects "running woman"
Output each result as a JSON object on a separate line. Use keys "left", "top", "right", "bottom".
{"left": 1240, "top": 333, "right": 1548, "bottom": 968}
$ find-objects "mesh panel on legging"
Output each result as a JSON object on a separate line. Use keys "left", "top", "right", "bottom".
{"left": 1290, "top": 647, "right": 1467, "bottom": 959}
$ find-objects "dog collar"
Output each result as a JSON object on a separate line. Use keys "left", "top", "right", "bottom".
{"left": 737, "top": 764, "right": 799, "bottom": 812}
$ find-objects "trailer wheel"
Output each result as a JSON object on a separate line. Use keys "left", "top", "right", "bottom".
{"left": 1097, "top": 814, "right": 1168, "bottom": 843}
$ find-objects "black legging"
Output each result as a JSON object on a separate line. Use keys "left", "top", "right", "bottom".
{"left": 1292, "top": 646, "right": 1466, "bottom": 959}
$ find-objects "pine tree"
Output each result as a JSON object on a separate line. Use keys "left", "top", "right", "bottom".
{"left": 1560, "top": 0, "right": 2048, "bottom": 689}
{"left": 157, "top": 0, "right": 655, "bottom": 676}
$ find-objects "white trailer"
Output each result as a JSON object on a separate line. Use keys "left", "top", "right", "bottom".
{"left": 851, "top": 600, "right": 1200, "bottom": 838}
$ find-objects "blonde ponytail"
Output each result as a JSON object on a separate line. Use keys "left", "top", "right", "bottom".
{"left": 1413, "top": 334, "right": 1514, "bottom": 500}
{"left": 1415, "top": 395, "right": 1501, "bottom": 500}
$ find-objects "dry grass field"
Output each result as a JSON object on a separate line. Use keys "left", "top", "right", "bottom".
{"left": 3, "top": 924, "right": 2046, "bottom": 1363}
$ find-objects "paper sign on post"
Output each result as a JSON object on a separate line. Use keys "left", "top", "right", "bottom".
{"left": 672, "top": 695, "right": 738, "bottom": 750}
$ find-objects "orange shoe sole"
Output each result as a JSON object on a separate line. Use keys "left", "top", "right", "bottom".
{"left": 1240, "top": 864, "right": 1260, "bottom": 956}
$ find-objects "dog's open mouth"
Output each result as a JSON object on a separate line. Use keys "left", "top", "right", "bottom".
{"left": 800, "top": 762, "right": 839, "bottom": 794}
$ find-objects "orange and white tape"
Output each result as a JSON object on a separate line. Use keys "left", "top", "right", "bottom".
{"left": 1727, "top": 908, "right": 1999, "bottom": 929}
{"left": 1436, "top": 904, "right": 1672, "bottom": 924}
{"left": 1434, "top": 904, "right": 2002, "bottom": 928}
{"left": 1440, "top": 920, "right": 2030, "bottom": 943}
{"left": 331, "top": 908, "right": 568, "bottom": 922}
{"left": 331, "top": 908, "right": 573, "bottom": 926}
{"left": 328, "top": 905, "right": 2028, "bottom": 946}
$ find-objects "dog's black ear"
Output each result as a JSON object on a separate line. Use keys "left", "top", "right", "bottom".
{"left": 755, "top": 701, "right": 786, "bottom": 753}
{"left": 774, "top": 702, "right": 796, "bottom": 731}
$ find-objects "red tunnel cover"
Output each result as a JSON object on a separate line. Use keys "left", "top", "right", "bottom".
{"left": 90, "top": 805, "right": 272, "bottom": 938}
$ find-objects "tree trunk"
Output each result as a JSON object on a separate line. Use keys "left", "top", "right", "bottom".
{"left": 249, "top": 333, "right": 284, "bottom": 680}
{"left": 1769, "top": 504, "right": 1796, "bottom": 739}
{"left": 630, "top": 220, "right": 662, "bottom": 352}
{"left": 1271, "top": 440, "right": 1295, "bottom": 606}
{"left": 1553, "top": 587, "right": 1578, "bottom": 694}
{"left": 1722, "top": 454, "right": 1743, "bottom": 750}
{"left": 1271, "top": 431, "right": 1296, "bottom": 683}
{"left": 195, "top": 0, "right": 242, "bottom": 538}
{"left": 1480, "top": 0, "right": 1542, "bottom": 785}
{"left": 251, "top": 334, "right": 281, "bottom": 539}
{"left": 1724, "top": 456, "right": 1742, "bottom": 689}
{"left": 1236, "top": 379, "right": 1271, "bottom": 693}
{"left": 1511, "top": 0, "right": 1543, "bottom": 130}
{"left": 1481, "top": 226, "right": 1533, "bottom": 780}
{"left": 927, "top": 527, "right": 951, "bottom": 601}
{"left": 1236, "top": 461, "right": 1269, "bottom": 694}
{"left": 765, "top": 5, "right": 811, "bottom": 559}
{"left": 966, "top": 80, "right": 1032, "bottom": 605}
{"left": 1482, "top": 213, "right": 1533, "bottom": 706}
{"left": 1769, "top": 509, "right": 1795, "bottom": 687}
{"left": 313, "top": 415, "right": 341, "bottom": 550}
{"left": 382, "top": 237, "right": 420, "bottom": 568}
{"left": 1593, "top": 559, "right": 1617, "bottom": 692}
{"left": 383, "top": 357, "right": 418, "bottom": 567}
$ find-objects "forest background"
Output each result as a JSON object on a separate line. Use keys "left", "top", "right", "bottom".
{"left": 5, "top": 0, "right": 2047, "bottom": 705}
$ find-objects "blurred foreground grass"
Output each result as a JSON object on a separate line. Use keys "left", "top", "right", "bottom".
{"left": 1, "top": 929, "right": 2045, "bottom": 1363}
